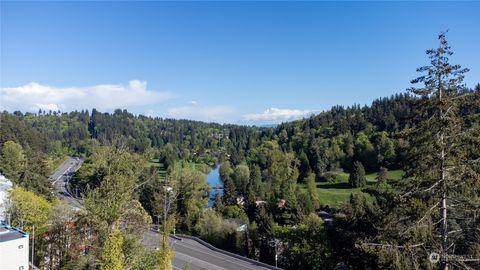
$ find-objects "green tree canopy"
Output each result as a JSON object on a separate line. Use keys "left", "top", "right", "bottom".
{"left": 349, "top": 161, "right": 366, "bottom": 188}
{"left": 7, "top": 186, "right": 53, "bottom": 234}
{"left": 99, "top": 229, "right": 125, "bottom": 270}
{"left": 0, "top": 141, "right": 26, "bottom": 183}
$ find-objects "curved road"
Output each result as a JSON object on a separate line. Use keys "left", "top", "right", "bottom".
{"left": 51, "top": 157, "right": 277, "bottom": 270}
{"left": 142, "top": 230, "right": 275, "bottom": 270}
{"left": 49, "top": 157, "right": 83, "bottom": 209}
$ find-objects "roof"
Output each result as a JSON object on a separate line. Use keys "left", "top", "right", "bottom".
{"left": 0, "top": 222, "right": 28, "bottom": 243}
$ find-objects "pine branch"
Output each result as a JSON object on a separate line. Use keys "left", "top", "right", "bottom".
{"left": 401, "top": 178, "right": 443, "bottom": 197}
{"left": 401, "top": 201, "right": 440, "bottom": 236}
{"left": 358, "top": 242, "right": 425, "bottom": 249}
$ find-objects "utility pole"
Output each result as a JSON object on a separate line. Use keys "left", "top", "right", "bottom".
{"left": 275, "top": 239, "right": 279, "bottom": 268}
{"left": 270, "top": 238, "right": 280, "bottom": 268}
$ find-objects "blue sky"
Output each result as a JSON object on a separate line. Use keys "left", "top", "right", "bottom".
{"left": 1, "top": 1, "right": 479, "bottom": 124}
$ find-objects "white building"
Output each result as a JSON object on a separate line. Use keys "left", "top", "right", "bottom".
{"left": 0, "top": 222, "right": 29, "bottom": 270}
{"left": 0, "top": 174, "right": 13, "bottom": 222}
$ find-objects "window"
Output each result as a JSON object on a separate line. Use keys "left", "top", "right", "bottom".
{"left": 18, "top": 245, "right": 24, "bottom": 249}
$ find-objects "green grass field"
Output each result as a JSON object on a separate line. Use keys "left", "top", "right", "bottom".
{"left": 299, "top": 170, "right": 404, "bottom": 208}
{"left": 148, "top": 159, "right": 211, "bottom": 181}
{"left": 149, "top": 158, "right": 167, "bottom": 180}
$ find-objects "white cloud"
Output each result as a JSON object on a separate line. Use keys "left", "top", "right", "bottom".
{"left": 0, "top": 80, "right": 173, "bottom": 112}
{"left": 168, "top": 102, "right": 236, "bottom": 123}
{"left": 144, "top": 109, "right": 155, "bottom": 117}
{"left": 34, "top": 103, "right": 61, "bottom": 111}
{"left": 243, "top": 107, "right": 314, "bottom": 123}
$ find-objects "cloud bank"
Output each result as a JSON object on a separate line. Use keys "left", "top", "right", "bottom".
{"left": 243, "top": 107, "right": 314, "bottom": 123}
{"left": 167, "top": 101, "right": 236, "bottom": 123}
{"left": 0, "top": 80, "right": 172, "bottom": 113}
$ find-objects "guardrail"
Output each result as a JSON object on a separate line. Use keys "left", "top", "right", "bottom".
{"left": 173, "top": 234, "right": 282, "bottom": 270}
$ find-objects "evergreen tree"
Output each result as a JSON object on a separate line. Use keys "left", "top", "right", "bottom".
{"left": 223, "top": 177, "right": 238, "bottom": 206}
{"left": 400, "top": 32, "right": 479, "bottom": 269}
{"left": 349, "top": 161, "right": 366, "bottom": 188}
{"left": 306, "top": 173, "right": 320, "bottom": 210}
{"left": 297, "top": 192, "right": 314, "bottom": 216}
{"left": 375, "top": 166, "right": 388, "bottom": 188}
{"left": 249, "top": 164, "right": 264, "bottom": 199}
{"left": 364, "top": 32, "right": 480, "bottom": 269}
{"left": 213, "top": 192, "right": 225, "bottom": 213}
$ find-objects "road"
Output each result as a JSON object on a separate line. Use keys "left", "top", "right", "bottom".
{"left": 50, "top": 157, "right": 276, "bottom": 270}
{"left": 142, "top": 230, "right": 275, "bottom": 270}
{"left": 49, "top": 157, "right": 83, "bottom": 209}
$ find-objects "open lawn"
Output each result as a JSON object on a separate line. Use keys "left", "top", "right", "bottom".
{"left": 299, "top": 170, "right": 404, "bottom": 208}
{"left": 149, "top": 158, "right": 167, "bottom": 180}
{"left": 148, "top": 160, "right": 211, "bottom": 181}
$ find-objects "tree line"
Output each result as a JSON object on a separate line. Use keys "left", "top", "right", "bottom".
{"left": 0, "top": 32, "right": 479, "bottom": 269}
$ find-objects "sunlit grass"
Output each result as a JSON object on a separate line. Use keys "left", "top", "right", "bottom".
{"left": 298, "top": 170, "right": 404, "bottom": 208}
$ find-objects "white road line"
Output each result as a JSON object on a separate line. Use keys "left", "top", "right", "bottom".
{"left": 50, "top": 158, "right": 84, "bottom": 207}
{"left": 173, "top": 240, "right": 264, "bottom": 270}
{"left": 174, "top": 252, "right": 226, "bottom": 270}
{"left": 52, "top": 163, "right": 73, "bottom": 185}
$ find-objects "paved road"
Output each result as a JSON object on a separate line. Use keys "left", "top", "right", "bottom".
{"left": 49, "top": 157, "right": 83, "bottom": 209}
{"left": 50, "top": 158, "right": 274, "bottom": 270}
{"left": 142, "top": 230, "right": 275, "bottom": 270}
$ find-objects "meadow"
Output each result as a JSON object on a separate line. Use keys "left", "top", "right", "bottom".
{"left": 299, "top": 170, "right": 404, "bottom": 208}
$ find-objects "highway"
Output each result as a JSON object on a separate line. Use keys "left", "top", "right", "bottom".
{"left": 50, "top": 157, "right": 276, "bottom": 270}
{"left": 49, "top": 157, "right": 83, "bottom": 209}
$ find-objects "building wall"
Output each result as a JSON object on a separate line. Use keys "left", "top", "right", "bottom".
{"left": 0, "top": 236, "right": 29, "bottom": 270}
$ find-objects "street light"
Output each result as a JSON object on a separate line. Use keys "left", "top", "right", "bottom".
{"left": 269, "top": 238, "right": 280, "bottom": 268}
{"left": 154, "top": 214, "right": 161, "bottom": 231}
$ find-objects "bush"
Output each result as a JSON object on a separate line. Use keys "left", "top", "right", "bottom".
{"left": 321, "top": 172, "right": 338, "bottom": 183}
{"left": 194, "top": 209, "right": 243, "bottom": 253}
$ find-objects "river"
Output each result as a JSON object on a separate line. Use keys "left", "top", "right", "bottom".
{"left": 207, "top": 165, "right": 223, "bottom": 207}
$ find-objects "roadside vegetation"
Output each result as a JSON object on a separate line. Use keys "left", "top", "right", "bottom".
{"left": 0, "top": 33, "right": 478, "bottom": 269}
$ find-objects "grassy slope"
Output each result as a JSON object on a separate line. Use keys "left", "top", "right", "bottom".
{"left": 299, "top": 170, "right": 404, "bottom": 208}
{"left": 148, "top": 159, "right": 210, "bottom": 181}
{"left": 149, "top": 158, "right": 167, "bottom": 180}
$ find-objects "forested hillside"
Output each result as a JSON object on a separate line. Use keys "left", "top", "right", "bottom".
{"left": 1, "top": 35, "right": 479, "bottom": 269}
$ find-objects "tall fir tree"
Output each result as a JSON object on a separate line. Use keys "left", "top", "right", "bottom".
{"left": 364, "top": 32, "right": 480, "bottom": 269}
{"left": 349, "top": 161, "right": 366, "bottom": 188}
{"left": 223, "top": 177, "right": 238, "bottom": 206}
{"left": 306, "top": 173, "right": 320, "bottom": 210}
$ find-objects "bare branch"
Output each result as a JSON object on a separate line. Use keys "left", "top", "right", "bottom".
{"left": 358, "top": 242, "right": 425, "bottom": 249}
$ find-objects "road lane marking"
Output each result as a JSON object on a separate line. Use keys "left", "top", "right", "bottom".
{"left": 174, "top": 251, "right": 226, "bottom": 270}
{"left": 173, "top": 239, "right": 266, "bottom": 270}
{"left": 50, "top": 158, "right": 84, "bottom": 208}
